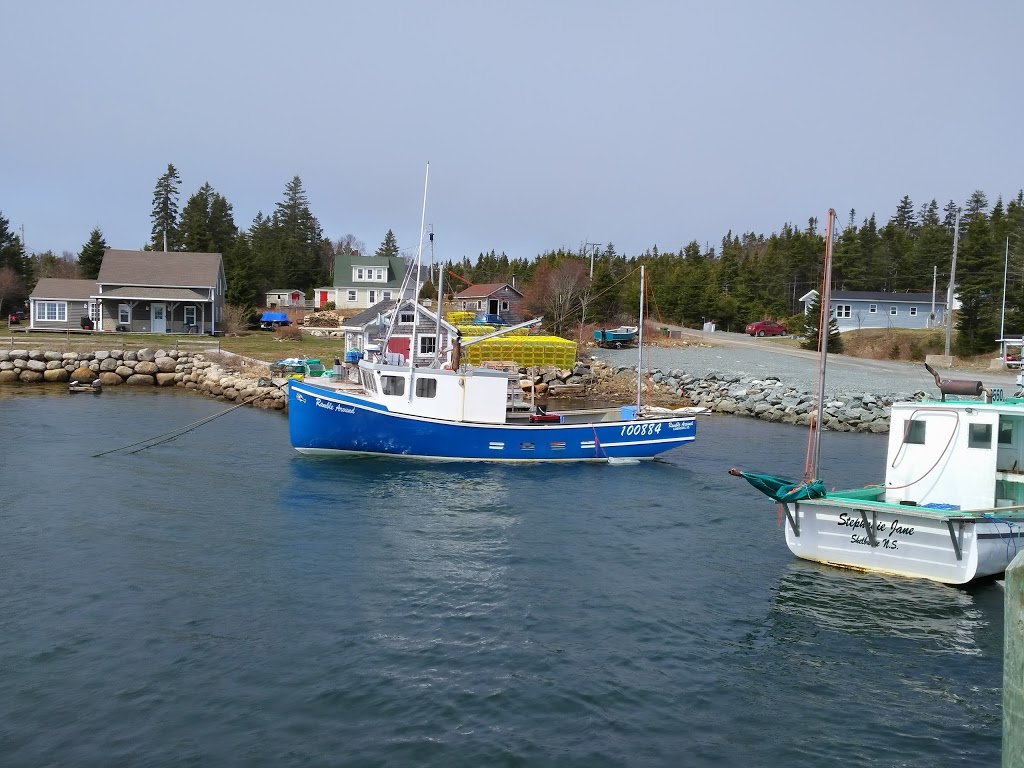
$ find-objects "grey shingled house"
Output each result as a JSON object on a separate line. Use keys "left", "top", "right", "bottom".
{"left": 29, "top": 250, "right": 226, "bottom": 334}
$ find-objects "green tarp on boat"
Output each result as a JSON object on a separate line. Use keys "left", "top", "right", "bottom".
{"left": 729, "top": 469, "right": 827, "bottom": 503}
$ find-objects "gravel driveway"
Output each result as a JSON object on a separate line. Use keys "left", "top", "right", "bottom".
{"left": 591, "top": 331, "right": 1022, "bottom": 399}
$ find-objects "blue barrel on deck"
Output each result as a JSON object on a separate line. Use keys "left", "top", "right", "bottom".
{"left": 344, "top": 351, "right": 360, "bottom": 363}
{"left": 620, "top": 405, "right": 637, "bottom": 420}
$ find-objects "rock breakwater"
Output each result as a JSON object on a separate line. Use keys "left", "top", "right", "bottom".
{"left": 0, "top": 348, "right": 286, "bottom": 409}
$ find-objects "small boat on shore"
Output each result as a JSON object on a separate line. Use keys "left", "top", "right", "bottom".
{"left": 594, "top": 326, "right": 638, "bottom": 348}
{"left": 69, "top": 378, "right": 102, "bottom": 394}
{"left": 731, "top": 209, "right": 1024, "bottom": 584}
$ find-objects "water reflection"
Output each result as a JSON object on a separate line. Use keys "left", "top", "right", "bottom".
{"left": 768, "top": 560, "right": 992, "bottom": 656}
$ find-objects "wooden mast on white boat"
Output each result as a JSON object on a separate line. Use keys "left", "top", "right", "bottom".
{"left": 407, "top": 162, "right": 430, "bottom": 401}
{"left": 809, "top": 209, "right": 837, "bottom": 481}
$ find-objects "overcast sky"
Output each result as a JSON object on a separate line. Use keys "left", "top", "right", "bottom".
{"left": 3, "top": 1, "right": 1022, "bottom": 264}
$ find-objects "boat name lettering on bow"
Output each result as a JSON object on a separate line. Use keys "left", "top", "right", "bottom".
{"left": 620, "top": 422, "right": 662, "bottom": 437}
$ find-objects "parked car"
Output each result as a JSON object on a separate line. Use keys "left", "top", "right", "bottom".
{"left": 745, "top": 320, "right": 787, "bottom": 337}
{"left": 472, "top": 312, "right": 509, "bottom": 326}
{"left": 7, "top": 310, "right": 25, "bottom": 325}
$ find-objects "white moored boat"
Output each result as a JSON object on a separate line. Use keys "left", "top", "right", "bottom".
{"left": 732, "top": 209, "right": 1024, "bottom": 584}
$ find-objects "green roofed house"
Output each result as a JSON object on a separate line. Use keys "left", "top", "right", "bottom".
{"left": 313, "top": 252, "right": 421, "bottom": 312}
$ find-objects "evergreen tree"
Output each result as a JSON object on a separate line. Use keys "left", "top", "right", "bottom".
{"left": 179, "top": 183, "right": 215, "bottom": 253}
{"left": 954, "top": 212, "right": 1000, "bottom": 355}
{"left": 800, "top": 292, "right": 843, "bottom": 352}
{"left": 149, "top": 163, "right": 182, "bottom": 251}
{"left": 224, "top": 235, "right": 259, "bottom": 308}
{"left": 0, "top": 211, "right": 30, "bottom": 283}
{"left": 893, "top": 195, "right": 916, "bottom": 230}
{"left": 78, "top": 227, "right": 107, "bottom": 279}
{"left": 273, "top": 175, "right": 325, "bottom": 288}
{"left": 375, "top": 229, "right": 400, "bottom": 259}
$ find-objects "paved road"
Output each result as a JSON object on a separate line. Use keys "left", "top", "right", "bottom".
{"left": 593, "top": 329, "right": 1021, "bottom": 398}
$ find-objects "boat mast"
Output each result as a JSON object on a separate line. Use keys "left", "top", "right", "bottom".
{"left": 944, "top": 209, "right": 960, "bottom": 356}
{"left": 408, "top": 163, "right": 429, "bottom": 399}
{"left": 636, "top": 264, "right": 645, "bottom": 414}
{"left": 811, "top": 209, "right": 836, "bottom": 479}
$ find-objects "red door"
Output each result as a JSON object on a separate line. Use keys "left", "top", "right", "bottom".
{"left": 319, "top": 291, "right": 328, "bottom": 307}
{"left": 387, "top": 336, "right": 411, "bottom": 362}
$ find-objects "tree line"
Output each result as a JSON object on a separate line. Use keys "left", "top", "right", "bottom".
{"left": 2, "top": 171, "right": 1023, "bottom": 355}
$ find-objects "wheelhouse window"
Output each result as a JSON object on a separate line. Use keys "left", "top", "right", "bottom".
{"left": 118, "top": 304, "right": 131, "bottom": 324}
{"left": 380, "top": 375, "right": 405, "bottom": 396}
{"left": 415, "top": 377, "right": 437, "bottom": 398}
{"left": 999, "top": 421, "right": 1014, "bottom": 445}
{"left": 968, "top": 423, "right": 992, "bottom": 449}
{"left": 419, "top": 335, "right": 437, "bottom": 355}
{"left": 903, "top": 419, "right": 926, "bottom": 444}
{"left": 868, "top": 304, "right": 877, "bottom": 313}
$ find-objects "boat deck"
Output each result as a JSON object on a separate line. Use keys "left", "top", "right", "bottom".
{"left": 817, "top": 488, "right": 1024, "bottom": 522}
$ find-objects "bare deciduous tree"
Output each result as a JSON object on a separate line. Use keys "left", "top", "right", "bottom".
{"left": 523, "top": 260, "right": 589, "bottom": 336}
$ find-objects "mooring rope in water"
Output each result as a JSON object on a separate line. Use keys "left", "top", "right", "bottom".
{"left": 92, "top": 393, "right": 264, "bottom": 457}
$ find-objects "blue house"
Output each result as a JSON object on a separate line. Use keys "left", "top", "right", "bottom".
{"left": 799, "top": 290, "right": 947, "bottom": 332}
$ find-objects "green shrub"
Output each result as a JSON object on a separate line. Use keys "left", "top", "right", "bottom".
{"left": 323, "top": 301, "right": 336, "bottom": 311}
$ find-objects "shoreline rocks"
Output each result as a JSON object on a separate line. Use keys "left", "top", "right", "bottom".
{"left": 0, "top": 348, "right": 286, "bottom": 410}
{"left": 538, "top": 359, "right": 928, "bottom": 434}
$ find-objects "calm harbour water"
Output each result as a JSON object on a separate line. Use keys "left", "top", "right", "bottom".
{"left": 0, "top": 386, "right": 1005, "bottom": 767}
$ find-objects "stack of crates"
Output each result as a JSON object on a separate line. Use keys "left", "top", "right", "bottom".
{"left": 464, "top": 336, "right": 576, "bottom": 369}
{"left": 455, "top": 324, "right": 529, "bottom": 337}
{"left": 447, "top": 310, "right": 475, "bottom": 324}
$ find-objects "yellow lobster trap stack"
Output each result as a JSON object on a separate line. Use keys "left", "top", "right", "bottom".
{"left": 464, "top": 336, "right": 577, "bottom": 369}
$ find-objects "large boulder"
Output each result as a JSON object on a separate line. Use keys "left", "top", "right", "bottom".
{"left": 125, "top": 374, "right": 156, "bottom": 386}
{"left": 98, "top": 372, "right": 123, "bottom": 386}
{"left": 43, "top": 368, "right": 70, "bottom": 382}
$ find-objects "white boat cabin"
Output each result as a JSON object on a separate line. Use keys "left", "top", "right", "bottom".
{"left": 357, "top": 360, "right": 510, "bottom": 424}
{"left": 885, "top": 399, "right": 1024, "bottom": 510}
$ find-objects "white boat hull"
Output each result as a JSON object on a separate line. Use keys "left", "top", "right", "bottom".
{"left": 782, "top": 499, "right": 1022, "bottom": 584}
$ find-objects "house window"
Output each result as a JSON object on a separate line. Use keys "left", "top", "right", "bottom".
{"left": 184, "top": 305, "right": 197, "bottom": 327}
{"left": 835, "top": 305, "right": 851, "bottom": 318}
{"left": 477, "top": 301, "right": 483, "bottom": 310}
{"left": 416, "top": 377, "right": 437, "bottom": 398}
{"left": 399, "top": 311, "right": 415, "bottom": 324}
{"left": 118, "top": 304, "right": 131, "bottom": 324}
{"left": 355, "top": 268, "right": 364, "bottom": 280}
{"left": 909, "top": 307, "right": 918, "bottom": 316}
{"left": 375, "top": 268, "right": 385, "bottom": 281}
{"left": 35, "top": 301, "right": 67, "bottom": 321}
{"left": 347, "top": 290, "right": 357, "bottom": 302}
{"left": 501, "top": 300, "right": 509, "bottom": 311}
{"left": 368, "top": 290, "right": 378, "bottom": 305}
{"left": 890, "top": 306, "right": 898, "bottom": 316}
{"left": 382, "top": 291, "right": 392, "bottom": 301}
{"left": 968, "top": 423, "right": 992, "bottom": 449}
{"left": 380, "top": 375, "right": 405, "bottom": 396}
{"left": 903, "top": 419, "right": 926, "bottom": 445}
{"left": 868, "top": 304, "right": 877, "bottom": 314}
{"left": 419, "top": 335, "right": 437, "bottom": 355}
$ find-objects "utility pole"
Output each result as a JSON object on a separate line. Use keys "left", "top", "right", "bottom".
{"left": 584, "top": 241, "right": 601, "bottom": 279}
{"left": 931, "top": 265, "right": 937, "bottom": 328}
{"left": 944, "top": 209, "right": 961, "bottom": 357}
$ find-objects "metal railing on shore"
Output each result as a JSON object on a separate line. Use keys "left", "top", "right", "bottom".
{"left": 2, "top": 334, "right": 220, "bottom": 354}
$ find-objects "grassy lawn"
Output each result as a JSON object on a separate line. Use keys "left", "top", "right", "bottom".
{"left": 1, "top": 325, "right": 350, "bottom": 364}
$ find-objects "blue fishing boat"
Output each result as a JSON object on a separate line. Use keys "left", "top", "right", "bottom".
{"left": 594, "top": 326, "right": 638, "bottom": 348}
{"left": 287, "top": 166, "right": 698, "bottom": 462}
{"left": 288, "top": 359, "right": 697, "bottom": 462}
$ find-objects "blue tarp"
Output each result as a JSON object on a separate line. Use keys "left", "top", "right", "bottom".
{"left": 261, "top": 312, "right": 289, "bottom": 322}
